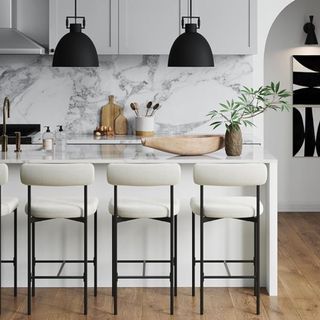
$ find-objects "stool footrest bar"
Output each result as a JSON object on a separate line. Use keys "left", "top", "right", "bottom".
{"left": 118, "top": 275, "right": 170, "bottom": 279}
{"left": 33, "top": 275, "right": 84, "bottom": 279}
{"left": 35, "top": 259, "right": 94, "bottom": 264}
{"left": 57, "top": 261, "right": 66, "bottom": 277}
{"left": 204, "top": 275, "right": 255, "bottom": 279}
{"left": 224, "top": 261, "right": 231, "bottom": 277}
{"left": 1, "top": 260, "right": 14, "bottom": 263}
{"left": 195, "top": 259, "right": 254, "bottom": 263}
{"left": 118, "top": 260, "right": 171, "bottom": 264}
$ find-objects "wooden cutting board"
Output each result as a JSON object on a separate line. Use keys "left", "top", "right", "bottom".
{"left": 100, "top": 95, "right": 121, "bottom": 130}
{"left": 114, "top": 108, "right": 128, "bottom": 135}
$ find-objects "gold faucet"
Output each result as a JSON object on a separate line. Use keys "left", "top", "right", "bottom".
{"left": 2, "top": 97, "right": 10, "bottom": 152}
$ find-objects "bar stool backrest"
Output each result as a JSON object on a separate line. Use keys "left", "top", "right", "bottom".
{"left": 20, "top": 163, "right": 95, "bottom": 186}
{"left": 0, "top": 163, "right": 8, "bottom": 185}
{"left": 107, "top": 163, "right": 181, "bottom": 186}
{"left": 193, "top": 163, "right": 267, "bottom": 186}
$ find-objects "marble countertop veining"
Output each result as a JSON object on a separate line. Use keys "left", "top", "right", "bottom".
{"left": 0, "top": 144, "right": 275, "bottom": 164}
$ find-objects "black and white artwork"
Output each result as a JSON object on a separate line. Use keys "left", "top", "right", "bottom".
{"left": 293, "top": 107, "right": 320, "bottom": 157}
{"left": 293, "top": 55, "right": 320, "bottom": 105}
{"left": 292, "top": 56, "right": 320, "bottom": 157}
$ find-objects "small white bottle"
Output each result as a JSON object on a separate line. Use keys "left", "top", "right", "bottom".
{"left": 55, "top": 125, "right": 66, "bottom": 152}
{"left": 42, "top": 126, "right": 54, "bottom": 152}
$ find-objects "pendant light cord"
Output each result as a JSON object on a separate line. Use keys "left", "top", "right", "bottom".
{"left": 75, "top": 0, "right": 78, "bottom": 21}
{"left": 189, "top": 0, "right": 192, "bottom": 23}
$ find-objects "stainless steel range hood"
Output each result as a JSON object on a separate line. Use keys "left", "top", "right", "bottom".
{"left": 0, "top": 0, "right": 45, "bottom": 54}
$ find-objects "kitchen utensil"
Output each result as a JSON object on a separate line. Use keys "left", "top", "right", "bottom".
{"left": 114, "top": 108, "right": 128, "bottom": 135}
{"left": 145, "top": 101, "right": 153, "bottom": 116}
{"left": 130, "top": 103, "right": 139, "bottom": 116}
{"left": 141, "top": 135, "right": 225, "bottom": 156}
{"left": 100, "top": 95, "right": 121, "bottom": 131}
{"left": 150, "top": 103, "right": 161, "bottom": 116}
{"left": 133, "top": 102, "right": 140, "bottom": 116}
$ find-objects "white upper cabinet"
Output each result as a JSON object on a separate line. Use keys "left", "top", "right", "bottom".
{"left": 181, "top": 0, "right": 257, "bottom": 54}
{"left": 49, "top": 0, "right": 118, "bottom": 54}
{"left": 0, "top": 0, "right": 12, "bottom": 28}
{"left": 48, "top": 0, "right": 256, "bottom": 55}
{"left": 118, "top": 0, "right": 181, "bottom": 55}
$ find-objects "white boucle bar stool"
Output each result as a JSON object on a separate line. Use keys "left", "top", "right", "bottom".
{"left": 0, "top": 163, "right": 18, "bottom": 314}
{"left": 191, "top": 163, "right": 267, "bottom": 315}
{"left": 20, "top": 163, "right": 99, "bottom": 315}
{"left": 107, "top": 163, "right": 181, "bottom": 315}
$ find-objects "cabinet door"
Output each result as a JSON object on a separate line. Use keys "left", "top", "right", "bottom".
{"left": 49, "top": 0, "right": 118, "bottom": 54}
{"left": 181, "top": 0, "right": 257, "bottom": 54}
{"left": 0, "top": 0, "right": 11, "bottom": 28}
{"left": 119, "top": 0, "right": 180, "bottom": 55}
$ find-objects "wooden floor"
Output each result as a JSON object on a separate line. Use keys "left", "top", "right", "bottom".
{"left": 1, "top": 213, "right": 320, "bottom": 319}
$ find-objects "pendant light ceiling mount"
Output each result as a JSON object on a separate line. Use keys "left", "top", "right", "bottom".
{"left": 168, "top": 0, "right": 214, "bottom": 67}
{"left": 52, "top": 0, "right": 99, "bottom": 67}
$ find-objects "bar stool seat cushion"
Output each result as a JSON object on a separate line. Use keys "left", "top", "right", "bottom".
{"left": 108, "top": 198, "right": 180, "bottom": 219}
{"left": 190, "top": 196, "right": 263, "bottom": 219}
{"left": 25, "top": 197, "right": 99, "bottom": 219}
{"left": 1, "top": 196, "right": 19, "bottom": 216}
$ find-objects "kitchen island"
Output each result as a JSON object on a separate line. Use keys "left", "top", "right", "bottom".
{"left": 0, "top": 144, "right": 277, "bottom": 296}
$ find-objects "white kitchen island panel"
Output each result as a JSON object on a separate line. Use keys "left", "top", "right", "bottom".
{"left": 0, "top": 145, "right": 277, "bottom": 296}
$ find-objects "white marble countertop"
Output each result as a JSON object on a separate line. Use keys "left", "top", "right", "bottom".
{"left": 0, "top": 144, "right": 275, "bottom": 164}
{"left": 32, "top": 134, "right": 261, "bottom": 146}
{"left": 32, "top": 134, "right": 142, "bottom": 145}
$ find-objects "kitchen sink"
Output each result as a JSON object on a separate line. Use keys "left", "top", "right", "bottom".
{"left": 0, "top": 124, "right": 41, "bottom": 144}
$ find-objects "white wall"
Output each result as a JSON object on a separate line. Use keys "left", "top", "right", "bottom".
{"left": 264, "top": 0, "right": 320, "bottom": 211}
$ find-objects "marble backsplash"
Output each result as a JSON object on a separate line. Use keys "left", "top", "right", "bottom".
{"left": 0, "top": 55, "right": 255, "bottom": 139}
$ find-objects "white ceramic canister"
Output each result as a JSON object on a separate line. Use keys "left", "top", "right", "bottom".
{"left": 135, "top": 116, "right": 154, "bottom": 136}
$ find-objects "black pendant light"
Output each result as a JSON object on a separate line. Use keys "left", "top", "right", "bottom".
{"left": 52, "top": 0, "right": 99, "bottom": 67}
{"left": 168, "top": 0, "right": 214, "bottom": 67}
{"left": 303, "top": 16, "right": 318, "bottom": 45}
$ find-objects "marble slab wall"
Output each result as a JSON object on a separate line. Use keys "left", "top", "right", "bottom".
{"left": 0, "top": 55, "right": 255, "bottom": 139}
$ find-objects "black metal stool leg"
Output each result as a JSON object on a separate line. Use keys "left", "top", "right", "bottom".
{"left": 0, "top": 196, "right": 2, "bottom": 315}
{"left": 256, "top": 186, "right": 260, "bottom": 315}
{"left": 112, "top": 213, "right": 115, "bottom": 298}
{"left": 114, "top": 216, "right": 118, "bottom": 315}
{"left": 14, "top": 209, "right": 17, "bottom": 297}
{"left": 254, "top": 218, "right": 257, "bottom": 297}
{"left": 94, "top": 211, "right": 98, "bottom": 297}
{"left": 174, "top": 214, "right": 177, "bottom": 297}
{"left": 200, "top": 186, "right": 204, "bottom": 315}
{"left": 83, "top": 186, "right": 88, "bottom": 315}
{"left": 32, "top": 222, "right": 35, "bottom": 297}
{"left": 170, "top": 186, "right": 174, "bottom": 315}
{"left": 256, "top": 217, "right": 260, "bottom": 315}
{"left": 27, "top": 186, "right": 32, "bottom": 315}
{"left": 113, "top": 186, "right": 118, "bottom": 315}
{"left": 192, "top": 212, "right": 195, "bottom": 297}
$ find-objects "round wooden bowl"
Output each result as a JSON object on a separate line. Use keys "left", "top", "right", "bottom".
{"left": 141, "top": 135, "right": 225, "bottom": 156}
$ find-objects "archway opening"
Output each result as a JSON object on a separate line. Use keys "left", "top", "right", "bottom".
{"left": 264, "top": 0, "right": 320, "bottom": 211}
